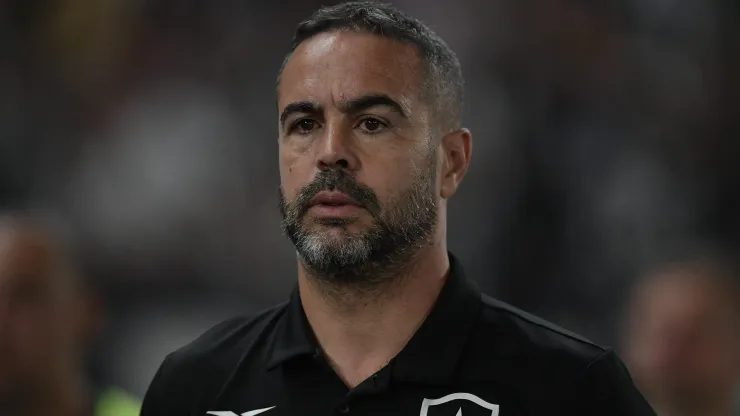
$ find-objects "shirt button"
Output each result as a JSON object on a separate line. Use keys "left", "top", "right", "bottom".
{"left": 337, "top": 404, "right": 350, "bottom": 414}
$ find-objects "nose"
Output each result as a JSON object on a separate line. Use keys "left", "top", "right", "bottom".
{"left": 316, "top": 122, "right": 359, "bottom": 172}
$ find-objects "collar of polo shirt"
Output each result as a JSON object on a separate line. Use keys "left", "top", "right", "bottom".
{"left": 265, "top": 252, "right": 483, "bottom": 386}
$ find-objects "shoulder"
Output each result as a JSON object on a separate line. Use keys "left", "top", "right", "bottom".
{"left": 165, "top": 301, "right": 289, "bottom": 370}
{"left": 464, "top": 295, "right": 654, "bottom": 413}
{"left": 463, "top": 294, "right": 607, "bottom": 388}
{"left": 471, "top": 294, "right": 606, "bottom": 367}
{"left": 140, "top": 302, "right": 289, "bottom": 414}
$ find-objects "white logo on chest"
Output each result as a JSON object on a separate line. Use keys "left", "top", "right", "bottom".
{"left": 206, "top": 406, "right": 276, "bottom": 416}
{"left": 419, "top": 393, "right": 499, "bottom": 416}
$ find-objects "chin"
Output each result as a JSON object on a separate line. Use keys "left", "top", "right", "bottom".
{"left": 299, "top": 231, "right": 372, "bottom": 262}
{"left": 307, "top": 227, "right": 365, "bottom": 247}
{"left": 305, "top": 215, "right": 372, "bottom": 231}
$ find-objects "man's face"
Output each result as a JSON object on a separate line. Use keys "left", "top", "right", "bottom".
{"left": 0, "top": 228, "right": 83, "bottom": 406}
{"left": 277, "top": 31, "right": 439, "bottom": 282}
{"left": 624, "top": 271, "right": 740, "bottom": 408}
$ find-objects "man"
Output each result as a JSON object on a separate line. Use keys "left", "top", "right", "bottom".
{"left": 623, "top": 249, "right": 740, "bottom": 416}
{"left": 0, "top": 215, "right": 140, "bottom": 416}
{"left": 141, "top": 2, "right": 655, "bottom": 414}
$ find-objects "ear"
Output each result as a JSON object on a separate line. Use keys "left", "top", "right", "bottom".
{"left": 439, "top": 128, "right": 472, "bottom": 199}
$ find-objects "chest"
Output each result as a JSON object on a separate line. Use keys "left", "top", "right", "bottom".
{"left": 206, "top": 369, "right": 571, "bottom": 416}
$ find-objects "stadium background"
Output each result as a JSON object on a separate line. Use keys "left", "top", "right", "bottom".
{"left": 1, "top": 0, "right": 739, "bottom": 399}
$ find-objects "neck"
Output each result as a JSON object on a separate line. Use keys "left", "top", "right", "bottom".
{"left": 298, "top": 240, "right": 450, "bottom": 388}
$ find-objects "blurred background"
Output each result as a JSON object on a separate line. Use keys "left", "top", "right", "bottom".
{"left": 1, "top": 0, "right": 739, "bottom": 411}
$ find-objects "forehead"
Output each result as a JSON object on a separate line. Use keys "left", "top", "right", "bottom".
{"left": 278, "top": 31, "right": 424, "bottom": 108}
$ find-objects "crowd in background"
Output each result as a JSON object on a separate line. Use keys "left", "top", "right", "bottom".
{"left": 1, "top": 0, "right": 739, "bottom": 411}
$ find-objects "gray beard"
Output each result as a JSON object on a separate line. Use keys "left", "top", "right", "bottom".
{"left": 280, "top": 158, "right": 438, "bottom": 291}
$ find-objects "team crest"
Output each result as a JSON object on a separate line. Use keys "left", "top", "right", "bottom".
{"left": 419, "top": 392, "right": 500, "bottom": 416}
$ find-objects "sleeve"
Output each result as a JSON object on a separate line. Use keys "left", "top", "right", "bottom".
{"left": 575, "top": 349, "right": 657, "bottom": 415}
{"left": 140, "top": 353, "right": 195, "bottom": 416}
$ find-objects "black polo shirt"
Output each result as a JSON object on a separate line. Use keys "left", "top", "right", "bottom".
{"left": 141, "top": 254, "right": 655, "bottom": 415}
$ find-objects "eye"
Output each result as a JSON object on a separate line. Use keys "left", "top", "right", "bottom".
{"left": 292, "top": 119, "right": 318, "bottom": 134}
{"left": 359, "top": 118, "right": 387, "bottom": 134}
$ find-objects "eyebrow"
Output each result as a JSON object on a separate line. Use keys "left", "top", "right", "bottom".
{"left": 279, "top": 93, "right": 410, "bottom": 128}
{"left": 279, "top": 101, "right": 321, "bottom": 126}
{"left": 338, "top": 94, "right": 409, "bottom": 118}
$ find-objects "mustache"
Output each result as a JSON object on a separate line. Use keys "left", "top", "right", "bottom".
{"left": 291, "top": 169, "right": 381, "bottom": 217}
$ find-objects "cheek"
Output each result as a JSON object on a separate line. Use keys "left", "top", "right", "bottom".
{"left": 385, "top": 147, "right": 434, "bottom": 182}
{"left": 361, "top": 157, "right": 420, "bottom": 202}
{"left": 279, "top": 145, "right": 313, "bottom": 195}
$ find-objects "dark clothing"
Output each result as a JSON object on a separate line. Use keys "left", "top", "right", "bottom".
{"left": 141, "top": 253, "right": 655, "bottom": 415}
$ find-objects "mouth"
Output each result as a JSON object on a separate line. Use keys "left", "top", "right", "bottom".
{"left": 308, "top": 191, "right": 363, "bottom": 218}
{"left": 310, "top": 191, "right": 360, "bottom": 207}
